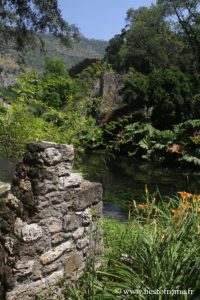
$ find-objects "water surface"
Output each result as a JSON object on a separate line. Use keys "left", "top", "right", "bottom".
{"left": 78, "top": 151, "right": 200, "bottom": 219}
{"left": 1, "top": 154, "right": 200, "bottom": 220}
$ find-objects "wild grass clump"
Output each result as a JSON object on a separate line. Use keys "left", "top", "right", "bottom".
{"left": 66, "top": 190, "right": 200, "bottom": 300}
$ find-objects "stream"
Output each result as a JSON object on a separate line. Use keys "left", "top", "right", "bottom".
{"left": 1, "top": 153, "right": 200, "bottom": 220}
{"left": 78, "top": 151, "right": 200, "bottom": 220}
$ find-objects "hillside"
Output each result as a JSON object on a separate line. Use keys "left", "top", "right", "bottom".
{"left": 8, "top": 34, "right": 108, "bottom": 71}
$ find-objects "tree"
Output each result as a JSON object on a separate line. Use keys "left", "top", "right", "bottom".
{"left": 105, "top": 5, "right": 184, "bottom": 74}
{"left": 44, "top": 57, "right": 66, "bottom": 76}
{"left": 120, "top": 68, "right": 193, "bottom": 129}
{"left": 13, "top": 58, "right": 74, "bottom": 109}
{"left": 0, "top": 0, "right": 79, "bottom": 52}
{"left": 42, "top": 59, "right": 73, "bottom": 109}
{"left": 68, "top": 58, "right": 100, "bottom": 78}
{"left": 158, "top": 0, "right": 200, "bottom": 73}
{"left": 104, "top": 31, "right": 126, "bottom": 72}
{"left": 149, "top": 67, "right": 193, "bottom": 128}
{"left": 120, "top": 71, "right": 150, "bottom": 113}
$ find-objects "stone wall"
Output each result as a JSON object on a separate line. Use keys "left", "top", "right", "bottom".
{"left": 89, "top": 71, "right": 123, "bottom": 121}
{"left": 99, "top": 72, "right": 123, "bottom": 114}
{"left": 0, "top": 142, "right": 103, "bottom": 300}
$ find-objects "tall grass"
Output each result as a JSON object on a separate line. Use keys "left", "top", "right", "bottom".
{"left": 66, "top": 191, "right": 200, "bottom": 300}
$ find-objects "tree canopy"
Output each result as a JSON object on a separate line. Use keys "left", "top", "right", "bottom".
{"left": 105, "top": 1, "right": 200, "bottom": 75}
{"left": 0, "top": 0, "right": 79, "bottom": 51}
{"left": 158, "top": 0, "right": 200, "bottom": 73}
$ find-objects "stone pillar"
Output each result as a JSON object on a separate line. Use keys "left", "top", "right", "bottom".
{"left": 0, "top": 142, "right": 103, "bottom": 300}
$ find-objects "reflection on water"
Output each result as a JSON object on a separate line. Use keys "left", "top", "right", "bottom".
{"left": 0, "top": 157, "right": 16, "bottom": 193}
{"left": 77, "top": 151, "right": 200, "bottom": 219}
{"left": 0, "top": 157, "right": 16, "bottom": 183}
{"left": 1, "top": 153, "right": 200, "bottom": 220}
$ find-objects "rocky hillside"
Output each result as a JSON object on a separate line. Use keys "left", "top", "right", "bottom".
{"left": 0, "top": 54, "right": 22, "bottom": 89}
{"left": 6, "top": 34, "right": 108, "bottom": 71}
{"left": 0, "top": 34, "right": 108, "bottom": 88}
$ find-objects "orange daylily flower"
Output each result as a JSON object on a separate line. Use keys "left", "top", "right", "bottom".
{"left": 167, "top": 144, "right": 184, "bottom": 154}
{"left": 171, "top": 209, "right": 181, "bottom": 216}
{"left": 139, "top": 203, "right": 148, "bottom": 209}
{"left": 177, "top": 191, "right": 193, "bottom": 200}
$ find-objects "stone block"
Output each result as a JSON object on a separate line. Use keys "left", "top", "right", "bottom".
{"left": 73, "top": 227, "right": 85, "bottom": 240}
{"left": 32, "top": 179, "right": 57, "bottom": 196}
{"left": 43, "top": 191, "right": 67, "bottom": 204}
{"left": 19, "top": 179, "right": 32, "bottom": 192}
{"left": 58, "top": 173, "right": 82, "bottom": 190}
{"left": 64, "top": 252, "right": 83, "bottom": 273}
{"left": 45, "top": 269, "right": 65, "bottom": 287}
{"left": 1, "top": 206, "right": 18, "bottom": 234}
{"left": 77, "top": 238, "right": 89, "bottom": 250}
{"left": 6, "top": 269, "right": 64, "bottom": 300}
{"left": 57, "top": 162, "right": 72, "bottom": 176}
{"left": 81, "top": 208, "right": 93, "bottom": 225}
{"left": 4, "top": 265, "right": 16, "bottom": 289}
{"left": 73, "top": 180, "right": 102, "bottom": 210}
{"left": 51, "top": 232, "right": 72, "bottom": 246}
{"left": 25, "top": 142, "right": 74, "bottom": 164}
{"left": 63, "top": 212, "right": 79, "bottom": 232}
{"left": 32, "top": 261, "right": 43, "bottom": 281}
{"left": 39, "top": 241, "right": 72, "bottom": 265}
{"left": 39, "top": 217, "right": 62, "bottom": 234}
{"left": 6, "top": 193, "right": 21, "bottom": 210}
{"left": 18, "top": 238, "right": 49, "bottom": 257}
{"left": 42, "top": 261, "right": 62, "bottom": 275}
{"left": 14, "top": 259, "right": 35, "bottom": 278}
{"left": 38, "top": 147, "right": 62, "bottom": 166}
{"left": 52, "top": 201, "right": 72, "bottom": 216}
{"left": 14, "top": 218, "right": 43, "bottom": 242}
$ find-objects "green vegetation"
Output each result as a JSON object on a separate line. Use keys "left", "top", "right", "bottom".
{"left": 102, "top": 0, "right": 200, "bottom": 167}
{"left": 0, "top": 58, "right": 108, "bottom": 158}
{"left": 0, "top": 103, "right": 60, "bottom": 158}
{"left": 98, "top": 192, "right": 200, "bottom": 299}
{"left": 120, "top": 68, "right": 193, "bottom": 129}
{"left": 1, "top": 1, "right": 200, "bottom": 299}
{"left": 105, "top": 1, "right": 200, "bottom": 75}
{"left": 0, "top": 0, "right": 79, "bottom": 51}
{"left": 36, "top": 191, "right": 200, "bottom": 299}
{"left": 2, "top": 35, "right": 107, "bottom": 72}
{"left": 1, "top": 2, "right": 200, "bottom": 169}
{"left": 22, "top": 35, "right": 107, "bottom": 71}
{"left": 105, "top": 121, "right": 200, "bottom": 167}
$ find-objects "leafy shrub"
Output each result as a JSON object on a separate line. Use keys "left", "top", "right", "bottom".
{"left": 0, "top": 58, "right": 105, "bottom": 158}
{"left": 13, "top": 60, "right": 74, "bottom": 109}
{"left": 0, "top": 104, "right": 60, "bottom": 158}
{"left": 120, "top": 68, "right": 193, "bottom": 129}
{"left": 105, "top": 120, "right": 200, "bottom": 167}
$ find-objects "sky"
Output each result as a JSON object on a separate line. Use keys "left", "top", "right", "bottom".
{"left": 58, "top": 0, "right": 156, "bottom": 41}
